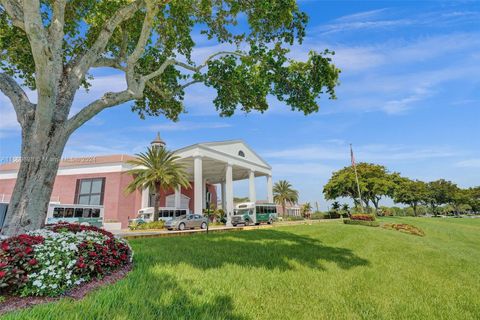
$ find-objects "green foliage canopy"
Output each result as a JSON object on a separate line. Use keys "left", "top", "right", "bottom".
{"left": 0, "top": 0, "right": 340, "bottom": 121}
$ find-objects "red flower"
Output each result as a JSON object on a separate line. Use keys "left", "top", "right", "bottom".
{"left": 25, "top": 247, "right": 33, "bottom": 254}
{"left": 28, "top": 258, "right": 38, "bottom": 266}
{"left": 1, "top": 241, "right": 10, "bottom": 251}
{"left": 0, "top": 262, "right": 7, "bottom": 268}
{"left": 0, "top": 271, "right": 6, "bottom": 278}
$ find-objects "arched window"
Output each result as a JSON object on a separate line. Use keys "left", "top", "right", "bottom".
{"left": 238, "top": 150, "right": 245, "bottom": 157}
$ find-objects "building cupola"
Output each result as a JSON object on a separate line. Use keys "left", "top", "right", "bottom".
{"left": 151, "top": 132, "right": 166, "bottom": 148}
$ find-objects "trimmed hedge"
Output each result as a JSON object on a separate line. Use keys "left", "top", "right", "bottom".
{"left": 129, "top": 220, "right": 165, "bottom": 230}
{"left": 351, "top": 214, "right": 376, "bottom": 221}
{"left": 343, "top": 219, "right": 379, "bottom": 227}
{"left": 284, "top": 216, "right": 305, "bottom": 221}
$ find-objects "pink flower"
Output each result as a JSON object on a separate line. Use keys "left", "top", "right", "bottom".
{"left": 28, "top": 258, "right": 38, "bottom": 266}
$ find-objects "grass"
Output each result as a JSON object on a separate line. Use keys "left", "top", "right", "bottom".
{"left": 4, "top": 217, "right": 480, "bottom": 319}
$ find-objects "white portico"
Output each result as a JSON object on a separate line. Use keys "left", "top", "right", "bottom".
{"left": 175, "top": 140, "right": 273, "bottom": 222}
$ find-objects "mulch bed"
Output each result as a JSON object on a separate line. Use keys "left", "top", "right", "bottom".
{"left": 0, "top": 263, "right": 132, "bottom": 316}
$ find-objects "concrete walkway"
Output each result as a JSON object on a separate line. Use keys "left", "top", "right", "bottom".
{"left": 114, "top": 219, "right": 341, "bottom": 240}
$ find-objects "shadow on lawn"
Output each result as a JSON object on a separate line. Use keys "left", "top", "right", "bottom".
{"left": 137, "top": 273, "right": 247, "bottom": 320}
{"left": 133, "top": 228, "right": 369, "bottom": 271}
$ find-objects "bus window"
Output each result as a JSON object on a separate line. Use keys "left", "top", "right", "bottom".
{"left": 83, "top": 208, "right": 92, "bottom": 218}
{"left": 74, "top": 208, "right": 83, "bottom": 218}
{"left": 91, "top": 209, "right": 100, "bottom": 218}
{"left": 53, "top": 207, "right": 64, "bottom": 218}
{"left": 64, "top": 208, "right": 74, "bottom": 218}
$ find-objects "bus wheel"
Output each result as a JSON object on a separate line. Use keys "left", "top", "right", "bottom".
{"left": 178, "top": 223, "right": 185, "bottom": 231}
{"left": 245, "top": 220, "right": 250, "bottom": 226}
{"left": 201, "top": 222, "right": 207, "bottom": 229}
{"left": 255, "top": 223, "right": 260, "bottom": 226}
{"left": 232, "top": 223, "right": 237, "bottom": 227}
{"left": 267, "top": 219, "right": 273, "bottom": 224}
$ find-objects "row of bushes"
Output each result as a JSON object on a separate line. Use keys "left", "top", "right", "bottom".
{"left": 129, "top": 220, "right": 165, "bottom": 230}
{"left": 0, "top": 223, "right": 132, "bottom": 297}
{"left": 350, "top": 214, "right": 376, "bottom": 221}
{"left": 343, "top": 220, "right": 380, "bottom": 227}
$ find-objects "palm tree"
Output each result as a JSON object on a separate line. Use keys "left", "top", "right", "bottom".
{"left": 301, "top": 202, "right": 312, "bottom": 219}
{"left": 273, "top": 180, "right": 299, "bottom": 218}
{"left": 331, "top": 201, "right": 341, "bottom": 212}
{"left": 125, "top": 147, "right": 190, "bottom": 221}
{"left": 341, "top": 203, "right": 350, "bottom": 217}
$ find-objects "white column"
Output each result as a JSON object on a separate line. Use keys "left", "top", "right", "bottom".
{"left": 225, "top": 163, "right": 234, "bottom": 225}
{"left": 141, "top": 187, "right": 149, "bottom": 208}
{"left": 249, "top": 170, "right": 256, "bottom": 203}
{"left": 220, "top": 182, "right": 226, "bottom": 210}
{"left": 194, "top": 156, "right": 203, "bottom": 214}
{"left": 174, "top": 186, "right": 181, "bottom": 209}
{"left": 267, "top": 175, "right": 273, "bottom": 203}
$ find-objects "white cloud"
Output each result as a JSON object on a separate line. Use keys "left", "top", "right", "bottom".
{"left": 264, "top": 143, "right": 459, "bottom": 163}
{"left": 272, "top": 162, "right": 334, "bottom": 176}
{"left": 335, "top": 9, "right": 389, "bottom": 23}
{"left": 455, "top": 159, "right": 480, "bottom": 168}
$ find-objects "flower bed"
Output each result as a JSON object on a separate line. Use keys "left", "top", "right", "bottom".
{"left": 381, "top": 223, "right": 425, "bottom": 236}
{"left": 350, "top": 214, "right": 376, "bottom": 221}
{"left": 0, "top": 222, "right": 132, "bottom": 297}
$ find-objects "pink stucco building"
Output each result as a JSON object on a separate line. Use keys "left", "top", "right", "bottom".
{"left": 0, "top": 135, "right": 273, "bottom": 229}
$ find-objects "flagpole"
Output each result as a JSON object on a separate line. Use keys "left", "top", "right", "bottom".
{"left": 350, "top": 144, "right": 364, "bottom": 213}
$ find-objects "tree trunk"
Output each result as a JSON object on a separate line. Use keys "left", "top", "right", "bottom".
{"left": 153, "top": 183, "right": 161, "bottom": 221}
{"left": 1, "top": 127, "right": 68, "bottom": 236}
{"left": 282, "top": 202, "right": 286, "bottom": 218}
{"left": 413, "top": 203, "right": 418, "bottom": 217}
{"left": 372, "top": 198, "right": 380, "bottom": 216}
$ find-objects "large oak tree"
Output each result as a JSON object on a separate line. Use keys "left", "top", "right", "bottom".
{"left": 323, "top": 163, "right": 397, "bottom": 214}
{"left": 0, "top": 0, "right": 340, "bottom": 235}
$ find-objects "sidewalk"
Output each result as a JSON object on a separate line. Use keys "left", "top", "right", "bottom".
{"left": 114, "top": 218, "right": 341, "bottom": 240}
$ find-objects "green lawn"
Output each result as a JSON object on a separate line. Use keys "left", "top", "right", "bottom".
{"left": 5, "top": 217, "right": 480, "bottom": 319}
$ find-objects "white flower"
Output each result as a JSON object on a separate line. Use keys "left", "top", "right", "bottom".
{"left": 32, "top": 280, "right": 42, "bottom": 287}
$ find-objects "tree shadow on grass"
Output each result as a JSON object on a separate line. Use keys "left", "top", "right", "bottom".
{"left": 6, "top": 273, "right": 245, "bottom": 320}
{"left": 132, "top": 228, "right": 369, "bottom": 271}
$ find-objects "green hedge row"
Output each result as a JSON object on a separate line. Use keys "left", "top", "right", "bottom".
{"left": 343, "top": 219, "right": 380, "bottom": 227}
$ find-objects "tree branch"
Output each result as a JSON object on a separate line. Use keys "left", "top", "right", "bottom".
{"left": 66, "top": 89, "right": 136, "bottom": 134}
{"left": 71, "top": 0, "right": 144, "bottom": 86}
{"left": 141, "top": 51, "right": 245, "bottom": 84}
{"left": 92, "top": 57, "right": 126, "bottom": 71}
{"left": 22, "top": 0, "right": 50, "bottom": 68}
{"left": 1, "top": 0, "right": 24, "bottom": 29}
{"left": 0, "top": 73, "right": 35, "bottom": 126}
{"left": 48, "top": 0, "right": 66, "bottom": 53}
{"left": 126, "top": 2, "right": 158, "bottom": 71}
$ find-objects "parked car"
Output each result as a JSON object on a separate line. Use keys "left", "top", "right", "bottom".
{"left": 165, "top": 214, "right": 208, "bottom": 231}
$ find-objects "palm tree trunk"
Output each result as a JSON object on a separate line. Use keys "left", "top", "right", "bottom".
{"left": 153, "top": 183, "right": 161, "bottom": 221}
{"left": 282, "top": 201, "right": 286, "bottom": 218}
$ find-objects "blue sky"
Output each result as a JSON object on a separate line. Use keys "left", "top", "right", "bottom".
{"left": 1, "top": 1, "right": 479, "bottom": 208}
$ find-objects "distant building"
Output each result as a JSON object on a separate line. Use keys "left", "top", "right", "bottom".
{"left": 0, "top": 136, "right": 273, "bottom": 228}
